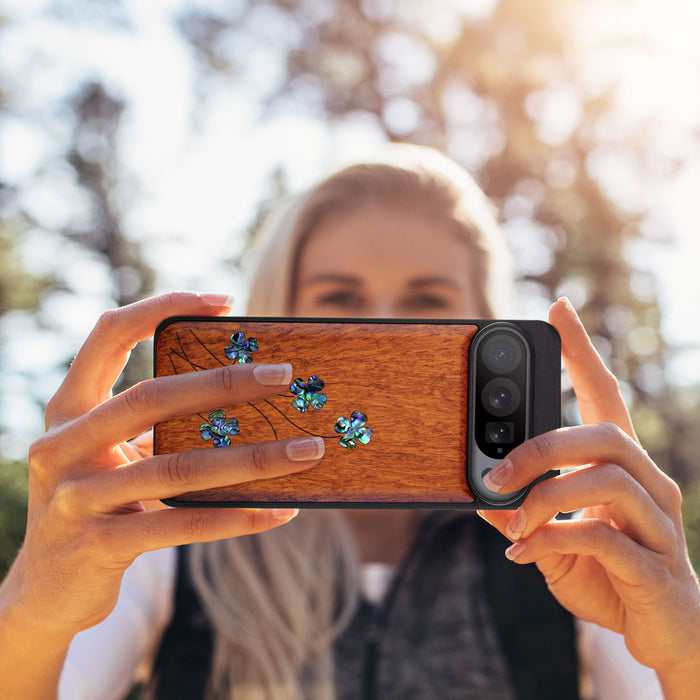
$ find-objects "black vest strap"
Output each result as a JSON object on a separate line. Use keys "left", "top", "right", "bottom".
{"left": 477, "top": 516, "right": 580, "bottom": 700}
{"left": 147, "top": 546, "right": 212, "bottom": 699}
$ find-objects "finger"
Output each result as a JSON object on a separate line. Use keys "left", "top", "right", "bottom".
{"left": 47, "top": 292, "right": 235, "bottom": 424}
{"left": 503, "top": 518, "right": 662, "bottom": 587}
{"left": 476, "top": 509, "right": 515, "bottom": 539}
{"left": 483, "top": 423, "right": 681, "bottom": 514}
{"left": 504, "top": 464, "right": 676, "bottom": 554}
{"left": 120, "top": 441, "right": 144, "bottom": 462}
{"left": 127, "top": 430, "right": 153, "bottom": 459}
{"left": 110, "top": 506, "right": 301, "bottom": 558}
{"left": 85, "top": 437, "right": 325, "bottom": 508}
{"left": 70, "top": 361, "right": 293, "bottom": 452}
{"left": 548, "top": 298, "right": 636, "bottom": 439}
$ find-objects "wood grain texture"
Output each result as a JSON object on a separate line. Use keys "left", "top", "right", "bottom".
{"left": 154, "top": 319, "right": 478, "bottom": 505}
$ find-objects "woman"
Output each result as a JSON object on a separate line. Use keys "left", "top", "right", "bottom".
{"left": 0, "top": 146, "right": 697, "bottom": 699}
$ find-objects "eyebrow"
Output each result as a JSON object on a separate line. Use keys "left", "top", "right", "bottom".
{"left": 301, "top": 274, "right": 462, "bottom": 290}
{"left": 301, "top": 273, "right": 362, "bottom": 286}
{"left": 407, "top": 277, "right": 462, "bottom": 290}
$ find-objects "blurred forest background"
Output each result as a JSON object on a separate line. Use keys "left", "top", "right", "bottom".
{"left": 1, "top": 0, "right": 700, "bottom": 574}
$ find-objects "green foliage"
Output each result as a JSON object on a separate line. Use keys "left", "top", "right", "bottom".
{"left": 0, "top": 223, "right": 54, "bottom": 316}
{"left": 682, "top": 478, "right": 700, "bottom": 572}
{"left": 0, "top": 460, "right": 28, "bottom": 577}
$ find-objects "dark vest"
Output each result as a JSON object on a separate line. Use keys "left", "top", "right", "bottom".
{"left": 148, "top": 513, "right": 579, "bottom": 699}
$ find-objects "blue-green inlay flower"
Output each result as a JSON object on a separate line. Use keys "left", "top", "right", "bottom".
{"left": 200, "top": 410, "right": 240, "bottom": 447}
{"left": 225, "top": 331, "right": 259, "bottom": 363}
{"left": 290, "top": 376, "right": 327, "bottom": 413}
{"left": 335, "top": 411, "right": 373, "bottom": 449}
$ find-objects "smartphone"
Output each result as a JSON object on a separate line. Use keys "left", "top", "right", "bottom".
{"left": 153, "top": 317, "right": 560, "bottom": 509}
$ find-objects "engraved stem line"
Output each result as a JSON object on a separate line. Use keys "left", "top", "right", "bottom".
{"left": 263, "top": 399, "right": 337, "bottom": 439}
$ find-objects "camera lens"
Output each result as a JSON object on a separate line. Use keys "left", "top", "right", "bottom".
{"left": 489, "top": 387, "right": 510, "bottom": 411}
{"left": 482, "top": 334, "right": 523, "bottom": 374}
{"left": 486, "top": 421, "right": 514, "bottom": 444}
{"left": 481, "top": 378, "right": 521, "bottom": 417}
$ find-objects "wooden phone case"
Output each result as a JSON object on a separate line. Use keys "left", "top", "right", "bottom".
{"left": 153, "top": 317, "right": 559, "bottom": 508}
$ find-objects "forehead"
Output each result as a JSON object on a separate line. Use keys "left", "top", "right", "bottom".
{"left": 298, "top": 202, "right": 472, "bottom": 278}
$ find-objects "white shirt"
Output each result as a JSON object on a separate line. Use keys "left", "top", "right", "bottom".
{"left": 59, "top": 548, "right": 176, "bottom": 700}
{"left": 59, "top": 548, "right": 663, "bottom": 700}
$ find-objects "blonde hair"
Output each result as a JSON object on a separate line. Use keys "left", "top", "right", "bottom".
{"left": 188, "top": 512, "right": 359, "bottom": 700}
{"left": 246, "top": 143, "right": 514, "bottom": 318}
{"left": 188, "top": 145, "right": 514, "bottom": 699}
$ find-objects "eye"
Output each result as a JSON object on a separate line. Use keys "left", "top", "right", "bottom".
{"left": 315, "top": 290, "right": 366, "bottom": 311}
{"left": 403, "top": 294, "right": 451, "bottom": 312}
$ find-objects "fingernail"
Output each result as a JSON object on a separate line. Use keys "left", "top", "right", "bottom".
{"left": 273, "top": 508, "right": 299, "bottom": 521}
{"left": 506, "top": 509, "right": 527, "bottom": 540}
{"left": 199, "top": 293, "right": 236, "bottom": 309}
{"left": 557, "top": 296, "right": 578, "bottom": 319}
{"left": 483, "top": 460, "right": 512, "bottom": 493}
{"left": 505, "top": 541, "right": 527, "bottom": 561}
{"left": 254, "top": 363, "right": 293, "bottom": 386}
{"left": 286, "top": 436, "right": 325, "bottom": 461}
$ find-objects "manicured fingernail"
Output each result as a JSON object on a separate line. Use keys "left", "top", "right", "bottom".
{"left": 273, "top": 508, "right": 299, "bottom": 521}
{"left": 505, "top": 541, "right": 527, "bottom": 561}
{"left": 286, "top": 436, "right": 325, "bottom": 461}
{"left": 254, "top": 363, "right": 293, "bottom": 386}
{"left": 506, "top": 509, "right": 527, "bottom": 540}
{"left": 199, "top": 293, "right": 236, "bottom": 309}
{"left": 483, "top": 460, "right": 512, "bottom": 493}
{"left": 557, "top": 296, "right": 578, "bottom": 319}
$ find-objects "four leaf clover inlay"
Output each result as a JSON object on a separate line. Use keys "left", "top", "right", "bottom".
{"left": 200, "top": 410, "right": 240, "bottom": 447}
{"left": 290, "top": 375, "right": 327, "bottom": 413}
{"left": 225, "top": 331, "right": 258, "bottom": 363}
{"left": 334, "top": 411, "right": 374, "bottom": 450}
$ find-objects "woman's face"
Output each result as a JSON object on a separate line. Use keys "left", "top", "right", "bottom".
{"left": 293, "top": 202, "right": 485, "bottom": 319}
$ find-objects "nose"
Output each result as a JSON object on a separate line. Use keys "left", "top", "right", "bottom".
{"left": 365, "top": 300, "right": 399, "bottom": 319}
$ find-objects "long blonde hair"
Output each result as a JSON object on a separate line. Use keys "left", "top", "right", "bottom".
{"left": 188, "top": 145, "right": 513, "bottom": 699}
{"left": 188, "top": 512, "right": 359, "bottom": 700}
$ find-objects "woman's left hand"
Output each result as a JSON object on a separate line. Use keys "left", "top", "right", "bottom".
{"left": 478, "top": 298, "right": 700, "bottom": 696}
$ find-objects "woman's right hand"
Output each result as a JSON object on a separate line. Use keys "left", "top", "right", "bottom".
{"left": 1, "top": 292, "right": 324, "bottom": 642}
